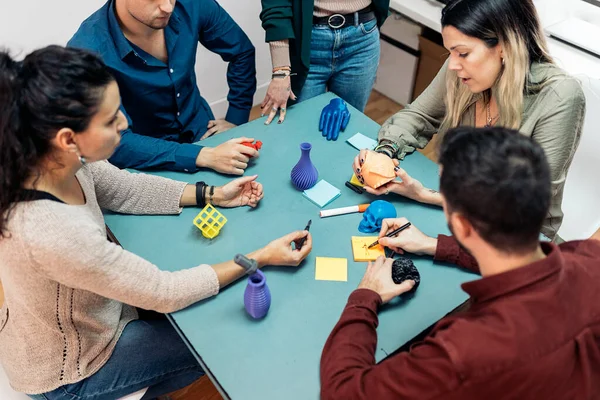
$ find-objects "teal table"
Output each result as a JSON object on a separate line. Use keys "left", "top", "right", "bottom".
{"left": 104, "top": 93, "right": 477, "bottom": 399}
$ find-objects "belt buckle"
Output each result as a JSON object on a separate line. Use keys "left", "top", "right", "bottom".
{"left": 327, "top": 14, "right": 346, "bottom": 29}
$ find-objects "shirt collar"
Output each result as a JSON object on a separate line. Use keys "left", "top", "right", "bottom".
{"left": 107, "top": 0, "right": 135, "bottom": 60}
{"left": 461, "top": 242, "right": 562, "bottom": 303}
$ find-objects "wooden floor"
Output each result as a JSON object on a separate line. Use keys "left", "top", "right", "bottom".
{"left": 168, "top": 90, "right": 438, "bottom": 400}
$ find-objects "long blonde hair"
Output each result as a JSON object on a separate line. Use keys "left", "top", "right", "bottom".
{"left": 439, "top": 0, "right": 555, "bottom": 137}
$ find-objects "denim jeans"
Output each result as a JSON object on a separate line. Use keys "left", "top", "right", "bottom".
{"left": 28, "top": 318, "right": 204, "bottom": 400}
{"left": 298, "top": 17, "right": 381, "bottom": 112}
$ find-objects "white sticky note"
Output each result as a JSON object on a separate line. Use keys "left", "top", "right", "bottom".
{"left": 347, "top": 132, "right": 377, "bottom": 151}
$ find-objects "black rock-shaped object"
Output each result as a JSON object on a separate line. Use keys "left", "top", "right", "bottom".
{"left": 392, "top": 257, "right": 420, "bottom": 292}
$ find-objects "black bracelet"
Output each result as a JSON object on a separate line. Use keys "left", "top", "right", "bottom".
{"left": 195, "top": 181, "right": 206, "bottom": 208}
{"left": 209, "top": 185, "right": 215, "bottom": 205}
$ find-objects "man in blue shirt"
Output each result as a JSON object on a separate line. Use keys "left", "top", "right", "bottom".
{"left": 69, "top": 0, "right": 258, "bottom": 174}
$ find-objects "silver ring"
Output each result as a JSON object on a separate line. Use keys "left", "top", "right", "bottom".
{"left": 328, "top": 14, "right": 346, "bottom": 29}
{"left": 272, "top": 107, "right": 278, "bottom": 112}
{"left": 385, "top": 189, "right": 390, "bottom": 195}
{"left": 280, "top": 108, "right": 286, "bottom": 112}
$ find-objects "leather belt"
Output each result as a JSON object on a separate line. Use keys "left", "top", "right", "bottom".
{"left": 313, "top": 6, "right": 376, "bottom": 29}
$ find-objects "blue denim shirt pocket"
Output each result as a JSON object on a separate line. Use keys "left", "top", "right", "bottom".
{"left": 360, "top": 19, "right": 378, "bottom": 35}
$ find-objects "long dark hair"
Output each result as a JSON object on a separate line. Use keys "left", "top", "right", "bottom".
{"left": 439, "top": 0, "right": 555, "bottom": 135}
{"left": 0, "top": 45, "right": 114, "bottom": 237}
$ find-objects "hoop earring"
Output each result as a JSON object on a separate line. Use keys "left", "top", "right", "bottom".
{"left": 501, "top": 57, "right": 505, "bottom": 66}
{"left": 79, "top": 155, "right": 87, "bottom": 165}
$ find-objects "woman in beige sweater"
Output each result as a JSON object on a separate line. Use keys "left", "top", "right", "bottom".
{"left": 353, "top": 0, "right": 586, "bottom": 241}
{"left": 0, "top": 46, "right": 312, "bottom": 399}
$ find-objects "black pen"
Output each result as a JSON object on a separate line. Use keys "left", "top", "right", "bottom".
{"left": 368, "top": 222, "right": 411, "bottom": 248}
{"left": 297, "top": 219, "right": 312, "bottom": 250}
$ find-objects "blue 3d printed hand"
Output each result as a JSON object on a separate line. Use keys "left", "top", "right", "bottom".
{"left": 319, "top": 98, "right": 351, "bottom": 141}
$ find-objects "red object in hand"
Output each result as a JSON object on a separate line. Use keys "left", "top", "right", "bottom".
{"left": 241, "top": 140, "right": 263, "bottom": 153}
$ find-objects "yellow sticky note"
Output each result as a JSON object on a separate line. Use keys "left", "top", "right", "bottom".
{"left": 351, "top": 236, "right": 385, "bottom": 262}
{"left": 350, "top": 173, "right": 364, "bottom": 187}
{"left": 315, "top": 257, "right": 348, "bottom": 282}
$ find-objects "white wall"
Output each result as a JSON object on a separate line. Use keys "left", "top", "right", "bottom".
{"left": 0, "top": 0, "right": 271, "bottom": 119}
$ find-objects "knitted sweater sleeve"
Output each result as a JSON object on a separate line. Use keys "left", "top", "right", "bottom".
{"left": 24, "top": 204, "right": 220, "bottom": 313}
{"left": 86, "top": 160, "right": 187, "bottom": 215}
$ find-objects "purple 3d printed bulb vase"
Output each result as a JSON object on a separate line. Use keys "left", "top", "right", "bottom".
{"left": 290, "top": 142, "right": 319, "bottom": 190}
{"left": 244, "top": 270, "right": 271, "bottom": 319}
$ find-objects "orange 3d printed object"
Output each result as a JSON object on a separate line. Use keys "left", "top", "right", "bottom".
{"left": 361, "top": 152, "right": 396, "bottom": 189}
{"left": 193, "top": 204, "right": 228, "bottom": 239}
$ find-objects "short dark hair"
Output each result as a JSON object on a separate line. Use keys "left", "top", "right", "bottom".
{"left": 438, "top": 127, "right": 551, "bottom": 252}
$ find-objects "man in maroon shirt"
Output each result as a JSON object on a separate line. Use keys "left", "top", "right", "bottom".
{"left": 321, "top": 126, "right": 600, "bottom": 400}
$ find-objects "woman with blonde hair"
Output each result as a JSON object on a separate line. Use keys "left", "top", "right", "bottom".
{"left": 353, "top": 0, "right": 585, "bottom": 240}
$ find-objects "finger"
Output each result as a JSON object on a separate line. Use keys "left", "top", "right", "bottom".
{"left": 321, "top": 113, "right": 331, "bottom": 136}
{"left": 261, "top": 95, "right": 271, "bottom": 109}
{"left": 284, "top": 230, "right": 308, "bottom": 243}
{"left": 265, "top": 107, "right": 278, "bottom": 125}
{"left": 396, "top": 168, "right": 410, "bottom": 182}
{"left": 325, "top": 111, "right": 337, "bottom": 140}
{"left": 236, "top": 146, "right": 258, "bottom": 158}
{"left": 290, "top": 90, "right": 297, "bottom": 101}
{"left": 233, "top": 161, "right": 248, "bottom": 170}
{"left": 379, "top": 219, "right": 395, "bottom": 238}
{"left": 200, "top": 126, "right": 219, "bottom": 140}
{"left": 233, "top": 151, "right": 251, "bottom": 163}
{"left": 261, "top": 96, "right": 273, "bottom": 111}
{"left": 331, "top": 112, "right": 343, "bottom": 141}
{"left": 207, "top": 120, "right": 216, "bottom": 128}
{"left": 230, "top": 167, "right": 244, "bottom": 176}
{"left": 341, "top": 111, "right": 351, "bottom": 130}
{"left": 359, "top": 149, "right": 369, "bottom": 166}
{"left": 230, "top": 137, "right": 255, "bottom": 144}
{"left": 278, "top": 107, "right": 287, "bottom": 124}
{"left": 393, "top": 280, "right": 416, "bottom": 296}
{"left": 231, "top": 175, "right": 258, "bottom": 186}
{"left": 319, "top": 108, "right": 326, "bottom": 131}
{"left": 297, "top": 233, "right": 313, "bottom": 257}
{"left": 364, "top": 186, "right": 387, "bottom": 196}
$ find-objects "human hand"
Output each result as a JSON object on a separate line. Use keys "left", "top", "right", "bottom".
{"left": 377, "top": 217, "right": 437, "bottom": 256}
{"left": 357, "top": 256, "right": 416, "bottom": 304}
{"left": 352, "top": 149, "right": 378, "bottom": 185}
{"left": 261, "top": 76, "right": 297, "bottom": 125}
{"left": 366, "top": 165, "right": 426, "bottom": 201}
{"left": 196, "top": 137, "right": 259, "bottom": 175}
{"left": 213, "top": 175, "right": 264, "bottom": 208}
{"left": 201, "top": 119, "right": 236, "bottom": 140}
{"left": 319, "top": 98, "right": 351, "bottom": 141}
{"left": 257, "top": 231, "right": 312, "bottom": 267}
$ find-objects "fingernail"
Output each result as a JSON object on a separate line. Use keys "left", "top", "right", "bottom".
{"left": 394, "top": 166, "right": 400, "bottom": 171}
{"left": 356, "top": 168, "right": 361, "bottom": 173}
{"left": 360, "top": 159, "right": 364, "bottom": 164}
{"left": 278, "top": 120, "right": 282, "bottom": 124}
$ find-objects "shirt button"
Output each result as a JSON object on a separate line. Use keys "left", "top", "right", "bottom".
{"left": 184, "top": 169, "right": 189, "bottom": 172}
{"left": 177, "top": 112, "right": 180, "bottom": 116}
{"left": 170, "top": 68, "right": 174, "bottom": 74}
{"left": 177, "top": 93, "right": 180, "bottom": 98}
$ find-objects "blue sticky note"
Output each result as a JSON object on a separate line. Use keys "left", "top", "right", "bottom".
{"left": 303, "top": 180, "right": 341, "bottom": 208}
{"left": 347, "top": 132, "right": 377, "bottom": 151}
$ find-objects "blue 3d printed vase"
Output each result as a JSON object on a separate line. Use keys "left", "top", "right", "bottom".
{"left": 290, "top": 142, "right": 319, "bottom": 190}
{"left": 244, "top": 270, "right": 271, "bottom": 319}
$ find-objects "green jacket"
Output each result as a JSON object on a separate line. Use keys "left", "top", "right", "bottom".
{"left": 260, "top": 0, "right": 389, "bottom": 94}
{"left": 379, "top": 61, "right": 587, "bottom": 240}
